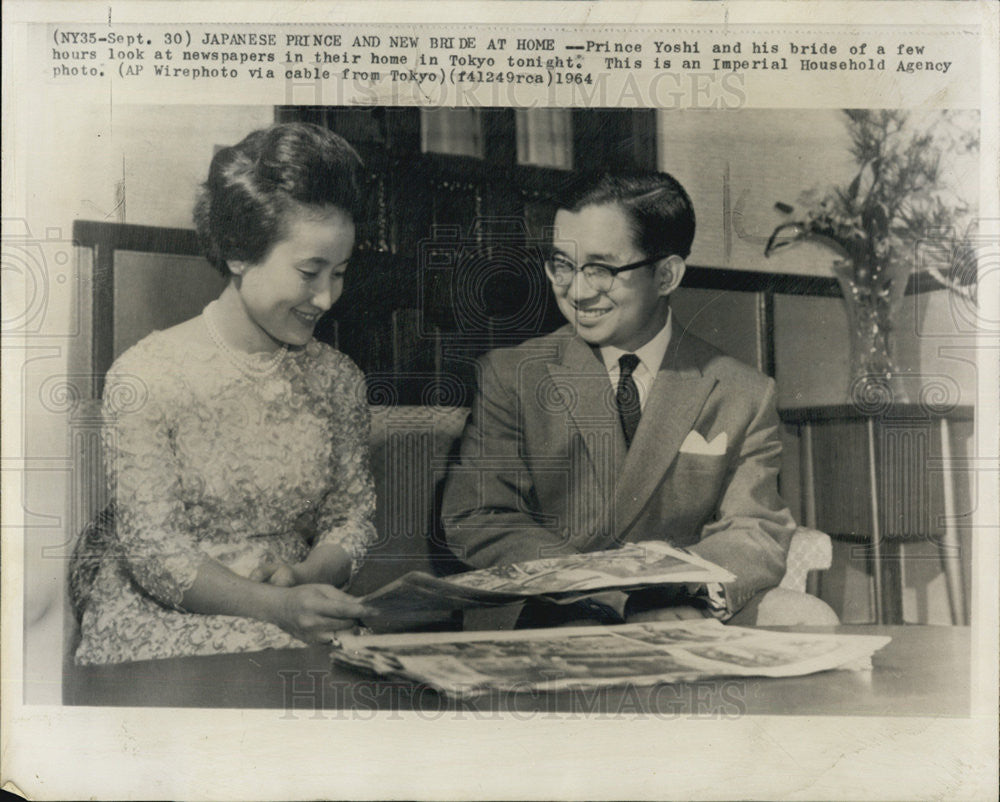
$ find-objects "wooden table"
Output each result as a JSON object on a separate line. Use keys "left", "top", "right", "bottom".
{"left": 65, "top": 625, "right": 969, "bottom": 717}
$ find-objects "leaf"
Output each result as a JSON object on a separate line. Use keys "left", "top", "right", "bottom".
{"left": 763, "top": 221, "right": 807, "bottom": 257}
{"left": 848, "top": 158, "right": 881, "bottom": 207}
{"left": 862, "top": 201, "right": 890, "bottom": 242}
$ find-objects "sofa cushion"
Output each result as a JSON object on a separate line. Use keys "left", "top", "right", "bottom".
{"left": 348, "top": 406, "right": 470, "bottom": 595}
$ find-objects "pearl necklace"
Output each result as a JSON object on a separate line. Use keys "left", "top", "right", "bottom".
{"left": 203, "top": 301, "right": 288, "bottom": 377}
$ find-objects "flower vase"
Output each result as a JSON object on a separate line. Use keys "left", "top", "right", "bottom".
{"left": 833, "top": 261, "right": 911, "bottom": 410}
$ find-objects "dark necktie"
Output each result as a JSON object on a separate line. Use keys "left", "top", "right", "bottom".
{"left": 616, "top": 353, "right": 642, "bottom": 448}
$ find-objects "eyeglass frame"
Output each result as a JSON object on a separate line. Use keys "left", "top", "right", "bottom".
{"left": 544, "top": 251, "right": 671, "bottom": 293}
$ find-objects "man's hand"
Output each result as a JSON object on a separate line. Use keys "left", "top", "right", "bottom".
{"left": 626, "top": 605, "right": 710, "bottom": 623}
{"left": 567, "top": 590, "right": 628, "bottom": 623}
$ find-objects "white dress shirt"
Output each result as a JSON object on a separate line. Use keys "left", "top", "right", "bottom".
{"left": 598, "top": 310, "right": 672, "bottom": 409}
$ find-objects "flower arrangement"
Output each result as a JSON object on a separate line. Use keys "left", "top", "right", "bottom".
{"left": 765, "top": 109, "right": 978, "bottom": 402}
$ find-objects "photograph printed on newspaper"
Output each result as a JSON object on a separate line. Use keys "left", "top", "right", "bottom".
{"left": 361, "top": 541, "right": 735, "bottom": 626}
{"left": 333, "top": 619, "right": 891, "bottom": 699}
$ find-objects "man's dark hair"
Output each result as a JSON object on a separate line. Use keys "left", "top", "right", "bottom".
{"left": 193, "top": 122, "right": 363, "bottom": 276}
{"left": 555, "top": 170, "right": 696, "bottom": 260}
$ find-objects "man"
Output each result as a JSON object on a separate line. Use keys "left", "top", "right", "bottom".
{"left": 442, "top": 171, "right": 835, "bottom": 627}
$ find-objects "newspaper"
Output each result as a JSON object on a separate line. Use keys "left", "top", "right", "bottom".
{"left": 361, "top": 541, "right": 735, "bottom": 625}
{"left": 332, "top": 619, "right": 892, "bottom": 699}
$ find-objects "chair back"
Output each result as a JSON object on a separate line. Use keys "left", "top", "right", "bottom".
{"left": 349, "top": 405, "right": 470, "bottom": 595}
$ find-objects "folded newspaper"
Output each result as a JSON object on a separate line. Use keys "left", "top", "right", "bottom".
{"left": 360, "top": 541, "right": 736, "bottom": 627}
{"left": 332, "top": 619, "right": 891, "bottom": 700}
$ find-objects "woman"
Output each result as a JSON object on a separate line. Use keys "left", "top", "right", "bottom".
{"left": 73, "top": 123, "right": 377, "bottom": 664}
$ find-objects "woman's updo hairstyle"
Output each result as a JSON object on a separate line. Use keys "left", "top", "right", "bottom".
{"left": 194, "top": 122, "right": 363, "bottom": 275}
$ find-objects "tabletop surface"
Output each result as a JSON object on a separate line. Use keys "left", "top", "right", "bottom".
{"left": 65, "top": 625, "right": 970, "bottom": 717}
{"left": 778, "top": 404, "right": 974, "bottom": 424}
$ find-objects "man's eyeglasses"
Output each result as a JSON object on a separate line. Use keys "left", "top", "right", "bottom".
{"left": 544, "top": 252, "right": 666, "bottom": 294}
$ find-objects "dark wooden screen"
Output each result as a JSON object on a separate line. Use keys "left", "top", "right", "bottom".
{"left": 276, "top": 106, "right": 659, "bottom": 405}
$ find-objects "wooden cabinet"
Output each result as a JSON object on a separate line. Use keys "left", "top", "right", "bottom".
{"left": 780, "top": 404, "right": 972, "bottom": 624}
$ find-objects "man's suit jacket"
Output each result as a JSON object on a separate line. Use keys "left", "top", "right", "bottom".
{"left": 441, "top": 318, "right": 797, "bottom": 616}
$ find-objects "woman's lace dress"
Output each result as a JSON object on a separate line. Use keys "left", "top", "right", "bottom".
{"left": 75, "top": 316, "right": 376, "bottom": 665}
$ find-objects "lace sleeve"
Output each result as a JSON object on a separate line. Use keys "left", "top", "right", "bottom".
{"left": 101, "top": 354, "right": 205, "bottom": 608}
{"left": 313, "top": 354, "right": 377, "bottom": 579}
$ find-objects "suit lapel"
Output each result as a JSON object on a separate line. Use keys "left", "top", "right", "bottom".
{"left": 610, "top": 321, "right": 717, "bottom": 543}
{"left": 545, "top": 335, "right": 628, "bottom": 495}
{"left": 542, "top": 322, "right": 718, "bottom": 550}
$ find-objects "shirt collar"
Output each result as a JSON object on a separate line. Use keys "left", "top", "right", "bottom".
{"left": 599, "top": 309, "right": 672, "bottom": 376}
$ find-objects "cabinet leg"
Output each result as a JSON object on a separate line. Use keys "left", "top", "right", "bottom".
{"left": 801, "top": 423, "right": 817, "bottom": 529}
{"left": 881, "top": 541, "right": 904, "bottom": 624}
{"left": 939, "top": 418, "right": 968, "bottom": 625}
{"left": 866, "top": 418, "right": 885, "bottom": 624}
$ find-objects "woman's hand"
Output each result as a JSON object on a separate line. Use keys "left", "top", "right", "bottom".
{"left": 180, "top": 558, "right": 367, "bottom": 642}
{"left": 268, "top": 584, "right": 371, "bottom": 644}
{"left": 251, "top": 543, "right": 353, "bottom": 589}
{"left": 181, "top": 557, "right": 371, "bottom": 643}
{"left": 250, "top": 559, "right": 297, "bottom": 587}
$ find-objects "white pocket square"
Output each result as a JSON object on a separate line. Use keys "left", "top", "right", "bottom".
{"left": 679, "top": 431, "right": 727, "bottom": 456}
